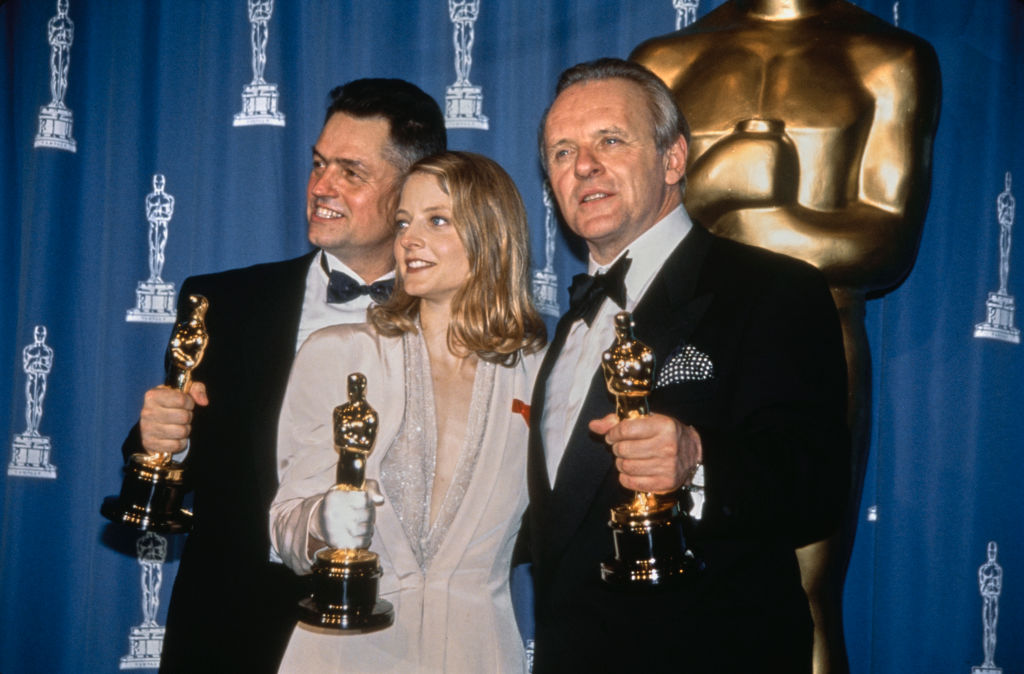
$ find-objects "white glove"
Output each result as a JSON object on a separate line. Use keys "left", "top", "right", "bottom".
{"left": 318, "top": 479, "right": 385, "bottom": 550}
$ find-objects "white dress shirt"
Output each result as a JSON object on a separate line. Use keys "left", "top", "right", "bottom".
{"left": 542, "top": 206, "right": 693, "bottom": 487}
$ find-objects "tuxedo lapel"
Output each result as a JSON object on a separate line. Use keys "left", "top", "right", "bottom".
{"left": 525, "top": 310, "right": 575, "bottom": 519}
{"left": 241, "top": 252, "right": 316, "bottom": 518}
{"left": 542, "top": 366, "right": 614, "bottom": 559}
{"left": 631, "top": 225, "right": 714, "bottom": 363}
{"left": 241, "top": 252, "right": 313, "bottom": 367}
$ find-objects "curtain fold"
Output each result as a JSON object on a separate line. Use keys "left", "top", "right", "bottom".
{"left": 2, "top": 1, "right": 1021, "bottom": 671}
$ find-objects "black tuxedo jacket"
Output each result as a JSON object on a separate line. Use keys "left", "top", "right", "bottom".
{"left": 122, "top": 252, "right": 316, "bottom": 674}
{"left": 522, "top": 226, "right": 849, "bottom": 673}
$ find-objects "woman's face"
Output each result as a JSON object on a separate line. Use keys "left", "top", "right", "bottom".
{"left": 394, "top": 172, "right": 471, "bottom": 307}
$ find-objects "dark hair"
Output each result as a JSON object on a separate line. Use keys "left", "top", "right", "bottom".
{"left": 539, "top": 58, "right": 690, "bottom": 191}
{"left": 370, "top": 151, "right": 546, "bottom": 365}
{"left": 325, "top": 79, "right": 447, "bottom": 171}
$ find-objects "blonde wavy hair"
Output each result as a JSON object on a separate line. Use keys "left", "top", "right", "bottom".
{"left": 369, "top": 151, "right": 546, "bottom": 365}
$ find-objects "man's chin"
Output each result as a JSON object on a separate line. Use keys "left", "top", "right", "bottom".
{"left": 308, "top": 223, "right": 347, "bottom": 246}
{"left": 569, "top": 217, "right": 624, "bottom": 244}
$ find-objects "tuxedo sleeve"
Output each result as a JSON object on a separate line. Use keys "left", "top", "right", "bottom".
{"left": 688, "top": 262, "right": 850, "bottom": 548}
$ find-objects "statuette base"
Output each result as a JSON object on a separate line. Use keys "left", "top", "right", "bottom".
{"left": 234, "top": 83, "right": 285, "bottom": 127}
{"left": 8, "top": 433, "right": 57, "bottom": 478}
{"left": 101, "top": 454, "right": 192, "bottom": 533}
{"left": 975, "top": 292, "right": 1020, "bottom": 344}
{"left": 34, "top": 104, "right": 77, "bottom": 152}
{"left": 119, "top": 624, "right": 165, "bottom": 669}
{"left": 126, "top": 281, "right": 176, "bottom": 323}
{"left": 601, "top": 500, "right": 701, "bottom": 585}
{"left": 444, "top": 84, "right": 488, "bottom": 130}
{"left": 298, "top": 548, "right": 394, "bottom": 632}
{"left": 531, "top": 269, "right": 560, "bottom": 318}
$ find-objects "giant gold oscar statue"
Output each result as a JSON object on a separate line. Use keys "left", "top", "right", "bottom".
{"left": 632, "top": 2, "right": 941, "bottom": 671}
{"left": 102, "top": 295, "right": 210, "bottom": 532}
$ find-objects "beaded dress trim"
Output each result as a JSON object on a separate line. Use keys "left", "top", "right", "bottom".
{"left": 380, "top": 330, "right": 495, "bottom": 569}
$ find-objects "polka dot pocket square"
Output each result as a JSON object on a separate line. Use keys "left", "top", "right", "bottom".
{"left": 654, "top": 344, "right": 715, "bottom": 389}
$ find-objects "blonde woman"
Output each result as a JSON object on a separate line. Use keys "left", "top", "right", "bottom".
{"left": 271, "top": 151, "right": 545, "bottom": 672}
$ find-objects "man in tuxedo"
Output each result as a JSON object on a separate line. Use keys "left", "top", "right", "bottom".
{"left": 521, "top": 58, "right": 850, "bottom": 672}
{"left": 120, "top": 79, "right": 445, "bottom": 674}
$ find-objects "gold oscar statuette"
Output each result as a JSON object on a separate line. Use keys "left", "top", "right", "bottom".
{"left": 297, "top": 373, "right": 394, "bottom": 632}
{"left": 101, "top": 294, "right": 209, "bottom": 533}
{"left": 599, "top": 312, "right": 700, "bottom": 585}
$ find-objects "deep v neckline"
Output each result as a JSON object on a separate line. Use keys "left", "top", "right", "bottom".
{"left": 379, "top": 330, "right": 496, "bottom": 569}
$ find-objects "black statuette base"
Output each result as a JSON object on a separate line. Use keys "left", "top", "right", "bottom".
{"left": 601, "top": 504, "right": 701, "bottom": 585}
{"left": 298, "top": 549, "right": 394, "bottom": 633}
{"left": 100, "top": 455, "right": 192, "bottom": 534}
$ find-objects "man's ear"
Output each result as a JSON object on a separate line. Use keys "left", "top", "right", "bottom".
{"left": 663, "top": 135, "right": 688, "bottom": 187}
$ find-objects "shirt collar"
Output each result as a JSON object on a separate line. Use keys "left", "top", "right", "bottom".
{"left": 587, "top": 205, "right": 693, "bottom": 305}
{"left": 320, "top": 250, "right": 395, "bottom": 284}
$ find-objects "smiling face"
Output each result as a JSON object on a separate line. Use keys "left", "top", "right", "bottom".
{"left": 543, "top": 78, "right": 687, "bottom": 265}
{"left": 306, "top": 112, "right": 402, "bottom": 281}
{"left": 394, "top": 172, "right": 471, "bottom": 308}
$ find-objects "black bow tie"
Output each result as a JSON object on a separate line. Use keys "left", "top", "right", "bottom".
{"left": 567, "top": 255, "right": 631, "bottom": 326}
{"left": 322, "top": 254, "right": 394, "bottom": 305}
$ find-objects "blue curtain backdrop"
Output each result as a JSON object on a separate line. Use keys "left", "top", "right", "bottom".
{"left": 1, "top": 1, "right": 1021, "bottom": 672}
